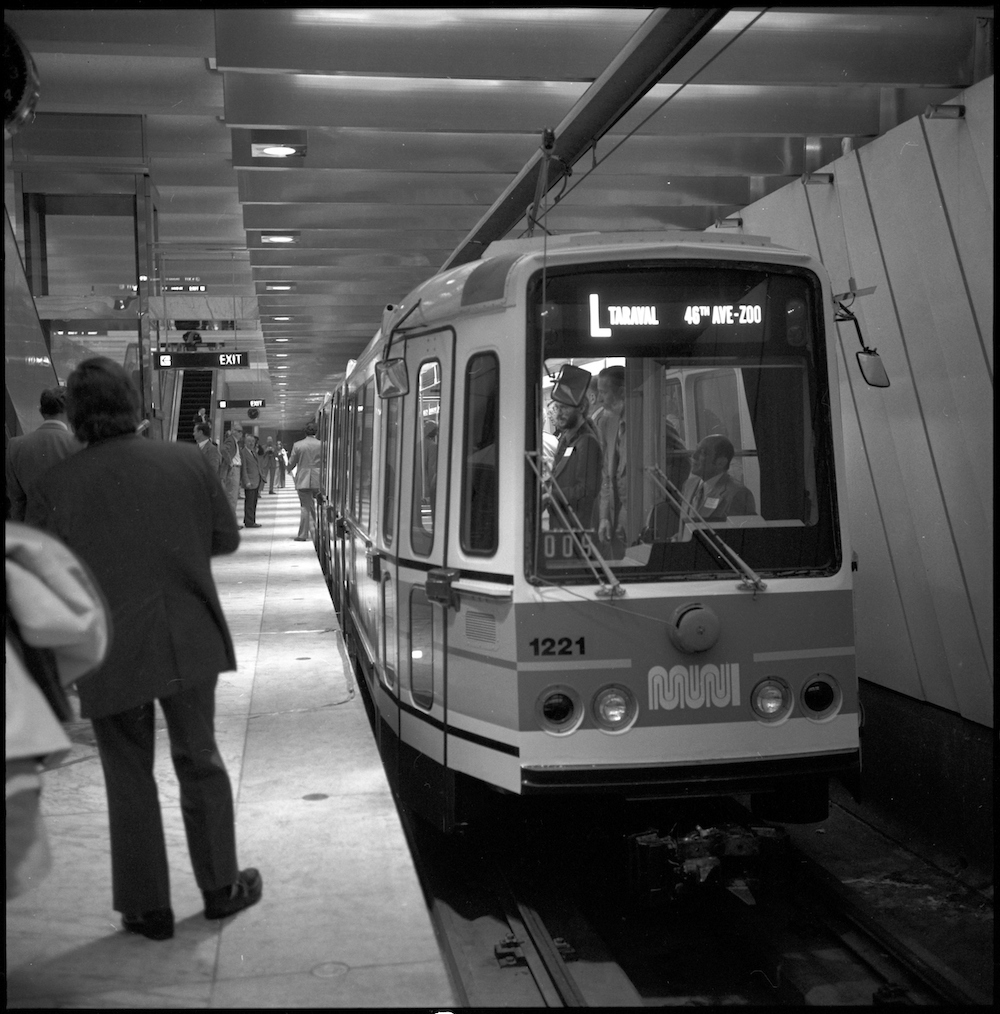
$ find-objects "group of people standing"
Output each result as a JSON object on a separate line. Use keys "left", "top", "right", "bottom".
{"left": 193, "top": 418, "right": 320, "bottom": 537}
{"left": 543, "top": 365, "right": 756, "bottom": 549}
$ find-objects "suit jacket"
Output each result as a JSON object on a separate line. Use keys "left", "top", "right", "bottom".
{"left": 197, "top": 437, "right": 222, "bottom": 478}
{"left": 5, "top": 421, "right": 82, "bottom": 521}
{"left": 240, "top": 442, "right": 262, "bottom": 489}
{"left": 219, "top": 431, "right": 240, "bottom": 481}
{"left": 694, "top": 471, "right": 756, "bottom": 520}
{"left": 25, "top": 433, "right": 239, "bottom": 719}
{"left": 550, "top": 423, "right": 603, "bottom": 528}
{"left": 288, "top": 435, "right": 322, "bottom": 490}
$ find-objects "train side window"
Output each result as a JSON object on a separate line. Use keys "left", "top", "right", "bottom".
{"left": 461, "top": 352, "right": 499, "bottom": 555}
{"left": 382, "top": 396, "right": 400, "bottom": 546}
{"left": 359, "top": 378, "right": 375, "bottom": 529}
{"left": 411, "top": 360, "right": 441, "bottom": 556}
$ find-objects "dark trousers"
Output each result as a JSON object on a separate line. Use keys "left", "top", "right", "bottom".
{"left": 243, "top": 483, "right": 261, "bottom": 525}
{"left": 90, "top": 677, "right": 238, "bottom": 913}
{"left": 267, "top": 462, "right": 276, "bottom": 493}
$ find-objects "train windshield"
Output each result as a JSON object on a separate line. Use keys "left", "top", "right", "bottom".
{"left": 528, "top": 261, "right": 841, "bottom": 583}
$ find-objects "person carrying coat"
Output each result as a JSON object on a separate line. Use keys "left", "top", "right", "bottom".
{"left": 25, "top": 357, "right": 262, "bottom": 941}
{"left": 287, "top": 422, "right": 322, "bottom": 541}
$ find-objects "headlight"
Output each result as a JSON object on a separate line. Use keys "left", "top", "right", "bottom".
{"left": 535, "top": 685, "right": 583, "bottom": 736}
{"left": 591, "top": 684, "right": 637, "bottom": 734}
{"left": 800, "top": 673, "right": 842, "bottom": 721}
{"left": 751, "top": 678, "right": 793, "bottom": 723}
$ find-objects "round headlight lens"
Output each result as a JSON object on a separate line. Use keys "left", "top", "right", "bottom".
{"left": 801, "top": 674, "right": 842, "bottom": 721}
{"left": 751, "top": 678, "right": 793, "bottom": 722}
{"left": 535, "top": 685, "right": 583, "bottom": 736}
{"left": 592, "top": 684, "right": 637, "bottom": 734}
{"left": 542, "top": 693, "right": 574, "bottom": 724}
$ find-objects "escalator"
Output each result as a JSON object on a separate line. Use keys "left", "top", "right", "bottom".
{"left": 176, "top": 370, "right": 214, "bottom": 442}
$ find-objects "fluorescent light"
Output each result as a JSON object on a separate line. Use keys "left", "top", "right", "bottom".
{"left": 265, "top": 283, "right": 295, "bottom": 292}
{"left": 261, "top": 233, "right": 299, "bottom": 245}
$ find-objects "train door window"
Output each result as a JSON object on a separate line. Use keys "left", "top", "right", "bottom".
{"left": 461, "top": 352, "right": 499, "bottom": 555}
{"left": 410, "top": 360, "right": 441, "bottom": 557}
{"left": 346, "top": 392, "right": 359, "bottom": 520}
{"left": 382, "top": 396, "right": 400, "bottom": 546}
{"left": 408, "top": 588, "right": 434, "bottom": 709}
{"left": 381, "top": 574, "right": 397, "bottom": 691}
{"left": 359, "top": 378, "right": 375, "bottom": 529}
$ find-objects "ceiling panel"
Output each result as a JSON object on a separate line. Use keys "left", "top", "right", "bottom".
{"left": 6, "top": 6, "right": 988, "bottom": 427}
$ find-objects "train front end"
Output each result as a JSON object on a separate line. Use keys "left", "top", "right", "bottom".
{"left": 508, "top": 238, "right": 859, "bottom": 821}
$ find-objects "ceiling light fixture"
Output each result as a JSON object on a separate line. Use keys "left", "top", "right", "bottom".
{"left": 265, "top": 283, "right": 296, "bottom": 292}
{"left": 272, "top": 316, "right": 291, "bottom": 321}
{"left": 261, "top": 233, "right": 300, "bottom": 245}
{"left": 275, "top": 338, "right": 290, "bottom": 342}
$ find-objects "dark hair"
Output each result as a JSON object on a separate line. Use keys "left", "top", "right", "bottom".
{"left": 305, "top": 422, "right": 317, "bottom": 436}
{"left": 704, "top": 434, "right": 735, "bottom": 468}
{"left": 599, "top": 365, "right": 625, "bottom": 391}
{"left": 194, "top": 421, "right": 212, "bottom": 438}
{"left": 66, "top": 358, "right": 140, "bottom": 444}
{"left": 39, "top": 386, "right": 67, "bottom": 417}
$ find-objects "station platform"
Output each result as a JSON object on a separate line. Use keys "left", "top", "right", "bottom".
{"left": 6, "top": 486, "right": 458, "bottom": 1008}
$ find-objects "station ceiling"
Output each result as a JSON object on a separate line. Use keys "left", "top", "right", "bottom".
{"left": 5, "top": 7, "right": 993, "bottom": 427}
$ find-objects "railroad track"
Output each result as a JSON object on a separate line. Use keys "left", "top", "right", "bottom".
{"left": 395, "top": 790, "right": 987, "bottom": 1007}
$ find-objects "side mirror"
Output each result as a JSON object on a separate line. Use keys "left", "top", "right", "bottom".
{"left": 375, "top": 358, "right": 408, "bottom": 398}
{"left": 550, "top": 363, "right": 591, "bottom": 408}
{"left": 857, "top": 351, "right": 889, "bottom": 388}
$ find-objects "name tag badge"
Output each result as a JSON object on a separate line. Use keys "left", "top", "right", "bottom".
{"left": 565, "top": 445, "right": 575, "bottom": 456}
{"left": 704, "top": 496, "right": 721, "bottom": 511}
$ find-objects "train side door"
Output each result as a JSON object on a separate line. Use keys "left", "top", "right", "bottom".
{"left": 395, "top": 329, "right": 454, "bottom": 822}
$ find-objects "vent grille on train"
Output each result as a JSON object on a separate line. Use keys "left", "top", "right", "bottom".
{"left": 465, "top": 611, "right": 497, "bottom": 645}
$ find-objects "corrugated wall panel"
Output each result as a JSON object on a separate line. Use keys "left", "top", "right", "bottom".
{"left": 726, "top": 78, "right": 993, "bottom": 727}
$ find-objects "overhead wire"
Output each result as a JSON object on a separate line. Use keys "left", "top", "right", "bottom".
{"left": 520, "top": 8, "right": 772, "bottom": 237}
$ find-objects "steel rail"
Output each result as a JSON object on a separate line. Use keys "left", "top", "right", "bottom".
{"left": 789, "top": 843, "right": 992, "bottom": 1007}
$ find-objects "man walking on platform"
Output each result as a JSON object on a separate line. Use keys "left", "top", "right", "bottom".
{"left": 288, "top": 422, "right": 321, "bottom": 541}
{"left": 26, "top": 357, "right": 262, "bottom": 942}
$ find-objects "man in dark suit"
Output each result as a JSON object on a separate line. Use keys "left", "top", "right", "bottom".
{"left": 688, "top": 434, "right": 756, "bottom": 519}
{"left": 5, "top": 386, "right": 81, "bottom": 520}
{"left": 548, "top": 399, "right": 603, "bottom": 529}
{"left": 193, "top": 421, "right": 222, "bottom": 479}
{"left": 240, "top": 431, "right": 263, "bottom": 528}
{"left": 26, "top": 357, "right": 261, "bottom": 942}
{"left": 219, "top": 420, "right": 243, "bottom": 522}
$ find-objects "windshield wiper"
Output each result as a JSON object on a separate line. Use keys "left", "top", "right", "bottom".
{"left": 647, "top": 465, "right": 767, "bottom": 593}
{"left": 526, "top": 451, "right": 624, "bottom": 599}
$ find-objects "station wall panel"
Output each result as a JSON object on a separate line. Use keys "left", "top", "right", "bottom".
{"left": 727, "top": 77, "right": 993, "bottom": 727}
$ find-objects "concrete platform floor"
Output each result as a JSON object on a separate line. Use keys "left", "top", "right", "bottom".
{"left": 6, "top": 485, "right": 457, "bottom": 1008}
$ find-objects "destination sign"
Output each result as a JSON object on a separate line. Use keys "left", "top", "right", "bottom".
{"left": 155, "top": 351, "right": 250, "bottom": 370}
{"left": 217, "top": 399, "right": 266, "bottom": 409}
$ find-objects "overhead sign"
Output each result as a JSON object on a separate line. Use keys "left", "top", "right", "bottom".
{"left": 154, "top": 351, "right": 250, "bottom": 369}
{"left": 217, "top": 399, "right": 266, "bottom": 409}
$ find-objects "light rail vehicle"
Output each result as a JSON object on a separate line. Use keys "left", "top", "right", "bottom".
{"left": 315, "top": 231, "right": 868, "bottom": 833}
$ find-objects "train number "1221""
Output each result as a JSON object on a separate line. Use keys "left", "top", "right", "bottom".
{"left": 528, "top": 637, "right": 586, "bottom": 656}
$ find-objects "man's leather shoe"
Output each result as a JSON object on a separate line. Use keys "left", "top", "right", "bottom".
{"left": 122, "top": 908, "right": 175, "bottom": 940}
{"left": 203, "top": 868, "right": 263, "bottom": 920}
{"left": 246, "top": 523, "right": 262, "bottom": 528}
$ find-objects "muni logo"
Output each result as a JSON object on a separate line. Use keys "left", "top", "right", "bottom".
{"left": 648, "top": 664, "right": 741, "bottom": 710}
